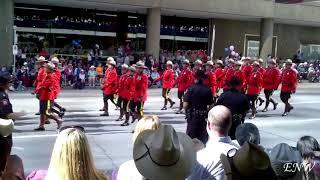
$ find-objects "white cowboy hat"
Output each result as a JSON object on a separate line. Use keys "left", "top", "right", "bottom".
{"left": 194, "top": 59, "right": 203, "bottom": 65}
{"left": 36, "top": 56, "right": 47, "bottom": 63}
{"left": 46, "top": 62, "right": 56, "bottom": 70}
{"left": 216, "top": 60, "right": 224, "bottom": 65}
{"left": 133, "top": 125, "right": 196, "bottom": 180}
{"left": 51, "top": 57, "right": 59, "bottom": 64}
{"left": 134, "top": 61, "right": 147, "bottom": 69}
{"left": 108, "top": 60, "right": 116, "bottom": 66}
{"left": 183, "top": 59, "right": 190, "bottom": 65}
{"left": 0, "top": 119, "right": 14, "bottom": 137}
{"left": 206, "top": 60, "right": 214, "bottom": 66}
{"left": 90, "top": 65, "right": 95, "bottom": 69}
{"left": 285, "top": 59, "right": 293, "bottom": 65}
{"left": 121, "top": 64, "right": 129, "bottom": 69}
{"left": 234, "top": 61, "right": 243, "bottom": 66}
{"left": 107, "top": 57, "right": 114, "bottom": 62}
{"left": 166, "top": 61, "right": 173, "bottom": 66}
{"left": 129, "top": 66, "right": 136, "bottom": 72}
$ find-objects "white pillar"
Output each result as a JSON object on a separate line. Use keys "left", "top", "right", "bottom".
{"left": 259, "top": 18, "right": 274, "bottom": 66}
{"left": 146, "top": 7, "right": 161, "bottom": 59}
{"left": 0, "top": 0, "right": 14, "bottom": 66}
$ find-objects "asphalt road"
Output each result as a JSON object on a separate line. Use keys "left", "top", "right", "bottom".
{"left": 8, "top": 83, "right": 320, "bottom": 174}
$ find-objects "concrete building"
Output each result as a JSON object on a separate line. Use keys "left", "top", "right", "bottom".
{"left": 2, "top": 0, "right": 320, "bottom": 65}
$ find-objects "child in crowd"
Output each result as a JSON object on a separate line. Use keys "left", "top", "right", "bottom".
{"left": 88, "top": 66, "right": 97, "bottom": 87}
{"left": 96, "top": 63, "right": 104, "bottom": 85}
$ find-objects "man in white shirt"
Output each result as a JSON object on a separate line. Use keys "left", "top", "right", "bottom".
{"left": 188, "top": 105, "right": 239, "bottom": 180}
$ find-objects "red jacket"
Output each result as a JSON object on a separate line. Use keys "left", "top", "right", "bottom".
{"left": 214, "top": 68, "right": 225, "bottom": 89}
{"left": 118, "top": 74, "right": 128, "bottom": 98}
{"left": 223, "top": 67, "right": 235, "bottom": 90}
{"left": 156, "top": 69, "right": 175, "bottom": 89}
{"left": 263, "top": 68, "right": 281, "bottom": 90}
{"left": 258, "top": 68, "right": 266, "bottom": 78}
{"left": 241, "top": 65, "right": 253, "bottom": 86}
{"left": 121, "top": 74, "right": 135, "bottom": 100}
{"left": 36, "top": 73, "right": 56, "bottom": 100}
{"left": 234, "top": 70, "right": 246, "bottom": 90}
{"left": 102, "top": 68, "right": 118, "bottom": 95}
{"left": 53, "top": 68, "right": 61, "bottom": 99}
{"left": 247, "top": 71, "right": 263, "bottom": 95}
{"left": 133, "top": 73, "right": 148, "bottom": 102}
{"left": 203, "top": 71, "right": 217, "bottom": 97}
{"left": 34, "top": 67, "right": 46, "bottom": 89}
{"left": 281, "top": 68, "right": 298, "bottom": 92}
{"left": 174, "top": 68, "right": 192, "bottom": 92}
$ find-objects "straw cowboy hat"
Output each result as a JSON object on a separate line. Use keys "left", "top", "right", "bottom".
{"left": 133, "top": 125, "right": 196, "bottom": 180}
{"left": 166, "top": 61, "right": 173, "bottom": 66}
{"left": 0, "top": 119, "right": 14, "bottom": 137}
{"left": 46, "top": 62, "right": 56, "bottom": 71}
{"left": 206, "top": 61, "right": 214, "bottom": 66}
{"left": 36, "top": 56, "right": 48, "bottom": 63}
{"left": 269, "top": 143, "right": 302, "bottom": 180}
{"left": 221, "top": 142, "right": 277, "bottom": 180}
{"left": 134, "top": 61, "right": 147, "bottom": 69}
{"left": 51, "top": 57, "right": 59, "bottom": 64}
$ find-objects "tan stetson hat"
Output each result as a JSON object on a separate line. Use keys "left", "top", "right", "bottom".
{"left": 216, "top": 60, "right": 223, "bottom": 65}
{"left": 51, "top": 57, "right": 59, "bottom": 64}
{"left": 183, "top": 59, "right": 190, "bottom": 65}
{"left": 221, "top": 142, "right": 277, "bottom": 180}
{"left": 107, "top": 57, "right": 114, "bottom": 62}
{"left": 108, "top": 60, "right": 116, "bottom": 66}
{"left": 166, "top": 61, "right": 173, "bottom": 66}
{"left": 46, "top": 62, "right": 56, "bottom": 71}
{"left": 121, "top": 64, "right": 129, "bottom": 69}
{"left": 234, "top": 61, "right": 243, "bottom": 66}
{"left": 206, "top": 60, "right": 214, "bottom": 66}
{"left": 129, "top": 66, "right": 136, "bottom": 72}
{"left": 194, "top": 59, "right": 203, "bottom": 65}
{"left": 134, "top": 61, "right": 147, "bottom": 69}
{"left": 0, "top": 119, "right": 14, "bottom": 137}
{"left": 133, "top": 125, "right": 196, "bottom": 180}
{"left": 285, "top": 59, "right": 293, "bottom": 65}
{"left": 228, "top": 58, "right": 235, "bottom": 64}
{"left": 36, "top": 56, "right": 48, "bottom": 63}
{"left": 258, "top": 58, "right": 264, "bottom": 63}
{"left": 253, "top": 61, "right": 260, "bottom": 67}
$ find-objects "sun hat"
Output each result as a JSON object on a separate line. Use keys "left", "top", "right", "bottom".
{"left": 221, "top": 142, "right": 277, "bottom": 180}
{"left": 121, "top": 64, "right": 129, "bottom": 69}
{"left": 36, "top": 56, "right": 47, "bottom": 63}
{"left": 134, "top": 61, "right": 147, "bottom": 69}
{"left": 206, "top": 61, "right": 214, "bottom": 66}
{"left": 228, "top": 58, "right": 235, "bottom": 64}
{"left": 51, "top": 57, "right": 59, "bottom": 64}
{"left": 0, "top": 119, "right": 14, "bottom": 137}
{"left": 46, "top": 62, "right": 56, "bottom": 71}
{"left": 269, "top": 143, "right": 302, "bottom": 180}
{"left": 133, "top": 124, "right": 196, "bottom": 180}
{"left": 194, "top": 59, "right": 203, "bottom": 65}
{"left": 166, "top": 61, "right": 173, "bottom": 66}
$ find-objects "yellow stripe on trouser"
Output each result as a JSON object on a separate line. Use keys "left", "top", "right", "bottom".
{"left": 166, "top": 89, "right": 169, "bottom": 99}
{"left": 121, "top": 101, "right": 124, "bottom": 109}
{"left": 45, "top": 100, "right": 51, "bottom": 116}
{"left": 113, "top": 95, "right": 118, "bottom": 104}
{"left": 140, "top": 102, "right": 144, "bottom": 116}
{"left": 126, "top": 100, "right": 130, "bottom": 113}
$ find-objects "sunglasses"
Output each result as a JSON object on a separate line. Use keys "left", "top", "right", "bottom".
{"left": 58, "top": 125, "right": 85, "bottom": 133}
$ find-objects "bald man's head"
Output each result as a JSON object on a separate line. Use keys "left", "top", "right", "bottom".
{"left": 207, "top": 105, "right": 232, "bottom": 135}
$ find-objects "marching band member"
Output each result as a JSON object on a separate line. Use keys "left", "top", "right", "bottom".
{"left": 246, "top": 62, "right": 263, "bottom": 119}
{"left": 173, "top": 59, "right": 193, "bottom": 114}
{"left": 155, "top": 61, "right": 175, "bottom": 110}
{"left": 262, "top": 59, "right": 281, "bottom": 112}
{"left": 280, "top": 59, "right": 298, "bottom": 116}
{"left": 100, "top": 58, "right": 118, "bottom": 117}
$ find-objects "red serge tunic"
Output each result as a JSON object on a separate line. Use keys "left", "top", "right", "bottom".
{"left": 246, "top": 71, "right": 263, "bottom": 95}
{"left": 281, "top": 68, "right": 298, "bottom": 92}
{"left": 214, "top": 68, "right": 225, "bottom": 89}
{"left": 36, "top": 73, "right": 56, "bottom": 101}
{"left": 263, "top": 68, "right": 281, "bottom": 90}
{"left": 120, "top": 74, "right": 135, "bottom": 101}
{"left": 174, "top": 68, "right": 193, "bottom": 92}
{"left": 102, "top": 68, "right": 118, "bottom": 95}
{"left": 156, "top": 69, "right": 175, "bottom": 89}
{"left": 133, "top": 73, "right": 148, "bottom": 102}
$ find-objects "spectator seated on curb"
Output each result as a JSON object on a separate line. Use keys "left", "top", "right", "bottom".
{"left": 220, "top": 142, "right": 278, "bottom": 180}
{"left": 269, "top": 143, "right": 303, "bottom": 180}
{"left": 133, "top": 124, "right": 196, "bottom": 180}
{"left": 235, "top": 123, "right": 260, "bottom": 147}
{"left": 117, "top": 115, "right": 161, "bottom": 180}
{"left": 27, "top": 126, "right": 108, "bottom": 180}
{"left": 188, "top": 105, "right": 240, "bottom": 180}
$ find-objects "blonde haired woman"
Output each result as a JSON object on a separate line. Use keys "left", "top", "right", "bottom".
{"left": 117, "top": 116, "right": 161, "bottom": 180}
{"left": 46, "top": 127, "right": 107, "bottom": 180}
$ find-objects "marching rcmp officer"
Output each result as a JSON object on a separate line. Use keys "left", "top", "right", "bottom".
{"left": 280, "top": 59, "right": 298, "bottom": 116}
{"left": 155, "top": 61, "right": 175, "bottom": 110}
{"left": 246, "top": 62, "right": 264, "bottom": 119}
{"left": 131, "top": 61, "right": 148, "bottom": 122}
{"left": 173, "top": 59, "right": 193, "bottom": 114}
{"left": 119, "top": 66, "right": 136, "bottom": 126}
{"left": 33, "top": 56, "right": 48, "bottom": 115}
{"left": 204, "top": 60, "right": 217, "bottom": 99}
{"left": 233, "top": 61, "right": 246, "bottom": 93}
{"left": 101, "top": 57, "right": 118, "bottom": 117}
{"left": 257, "top": 58, "right": 266, "bottom": 106}
{"left": 184, "top": 70, "right": 214, "bottom": 144}
{"left": 214, "top": 60, "right": 225, "bottom": 94}
{"left": 223, "top": 59, "right": 235, "bottom": 91}
{"left": 116, "top": 64, "right": 129, "bottom": 121}
{"left": 240, "top": 57, "right": 253, "bottom": 89}
{"left": 262, "top": 59, "right": 281, "bottom": 112}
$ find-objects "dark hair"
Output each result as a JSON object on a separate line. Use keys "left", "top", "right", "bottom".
{"left": 297, "top": 136, "right": 320, "bottom": 158}
{"left": 235, "top": 123, "right": 260, "bottom": 146}
{"left": 229, "top": 76, "right": 242, "bottom": 88}
{"left": 195, "top": 70, "right": 207, "bottom": 83}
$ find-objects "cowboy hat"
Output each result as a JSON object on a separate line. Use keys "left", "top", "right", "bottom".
{"left": 108, "top": 60, "right": 116, "bottom": 66}
{"left": 269, "top": 143, "right": 302, "bottom": 180}
{"left": 0, "top": 119, "right": 14, "bottom": 137}
{"left": 257, "top": 58, "right": 264, "bottom": 63}
{"left": 129, "top": 66, "right": 136, "bottom": 72}
{"left": 194, "top": 59, "right": 203, "bottom": 65}
{"left": 253, "top": 61, "right": 260, "bottom": 67}
{"left": 166, "top": 61, "right": 173, "bottom": 66}
{"left": 241, "top": 57, "right": 246, "bottom": 61}
{"left": 285, "top": 59, "right": 293, "bottom": 65}
{"left": 183, "top": 59, "right": 190, "bottom": 65}
{"left": 107, "top": 57, "right": 114, "bottom": 62}
{"left": 135, "top": 61, "right": 147, "bottom": 69}
{"left": 221, "top": 142, "right": 277, "bottom": 180}
{"left": 46, "top": 62, "right": 56, "bottom": 71}
{"left": 133, "top": 125, "right": 196, "bottom": 180}
{"left": 216, "top": 60, "right": 224, "bottom": 65}
{"left": 51, "top": 57, "right": 59, "bottom": 64}
{"left": 36, "top": 56, "right": 48, "bottom": 63}
{"left": 205, "top": 61, "right": 214, "bottom": 66}
{"left": 234, "top": 61, "right": 243, "bottom": 66}
{"left": 90, "top": 65, "right": 95, "bottom": 69}
{"left": 268, "top": 59, "right": 277, "bottom": 64}
{"left": 121, "top": 64, "right": 129, "bottom": 69}
{"left": 228, "top": 58, "right": 235, "bottom": 64}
